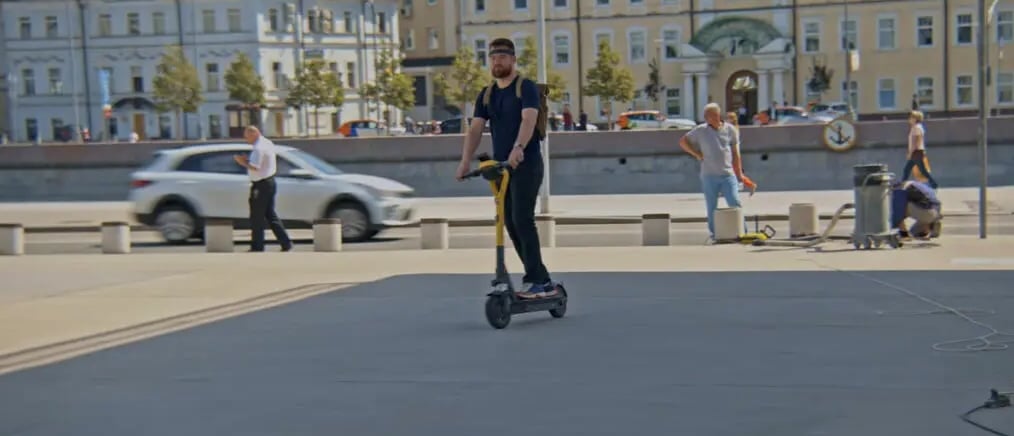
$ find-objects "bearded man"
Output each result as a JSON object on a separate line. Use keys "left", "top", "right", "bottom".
{"left": 453, "top": 37, "right": 556, "bottom": 299}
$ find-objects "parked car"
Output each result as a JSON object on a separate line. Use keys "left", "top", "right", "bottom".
{"left": 128, "top": 143, "right": 417, "bottom": 244}
{"left": 615, "top": 110, "right": 696, "bottom": 130}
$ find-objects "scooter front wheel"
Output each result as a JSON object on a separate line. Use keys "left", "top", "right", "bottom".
{"left": 485, "top": 294, "right": 511, "bottom": 329}
{"left": 549, "top": 284, "right": 568, "bottom": 318}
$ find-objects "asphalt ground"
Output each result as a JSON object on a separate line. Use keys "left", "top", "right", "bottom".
{"left": 18, "top": 214, "right": 1014, "bottom": 254}
{"left": 0, "top": 271, "right": 1012, "bottom": 435}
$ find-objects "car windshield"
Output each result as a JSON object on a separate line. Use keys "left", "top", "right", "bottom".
{"left": 288, "top": 149, "right": 342, "bottom": 175}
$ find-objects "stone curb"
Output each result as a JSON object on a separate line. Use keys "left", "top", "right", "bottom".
{"left": 17, "top": 211, "right": 997, "bottom": 233}
{"left": 0, "top": 282, "right": 351, "bottom": 376}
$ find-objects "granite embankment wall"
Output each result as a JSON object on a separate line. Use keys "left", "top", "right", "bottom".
{"left": 0, "top": 116, "right": 1011, "bottom": 201}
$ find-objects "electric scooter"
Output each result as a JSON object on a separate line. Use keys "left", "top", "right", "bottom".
{"left": 462, "top": 153, "right": 568, "bottom": 329}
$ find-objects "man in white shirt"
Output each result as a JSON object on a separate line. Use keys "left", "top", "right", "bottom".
{"left": 234, "top": 126, "right": 293, "bottom": 252}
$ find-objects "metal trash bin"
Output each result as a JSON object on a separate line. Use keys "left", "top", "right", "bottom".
{"left": 851, "top": 163, "right": 900, "bottom": 249}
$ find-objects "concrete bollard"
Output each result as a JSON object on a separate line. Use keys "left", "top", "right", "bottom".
{"left": 420, "top": 218, "right": 449, "bottom": 249}
{"left": 641, "top": 213, "right": 671, "bottom": 246}
{"left": 0, "top": 223, "right": 24, "bottom": 256}
{"left": 789, "top": 203, "right": 819, "bottom": 237}
{"left": 204, "top": 219, "right": 234, "bottom": 252}
{"left": 714, "top": 207, "right": 744, "bottom": 242}
{"left": 536, "top": 215, "right": 556, "bottom": 248}
{"left": 101, "top": 221, "right": 131, "bottom": 254}
{"left": 313, "top": 218, "right": 342, "bottom": 252}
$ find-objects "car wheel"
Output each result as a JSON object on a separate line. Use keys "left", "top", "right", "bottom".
{"left": 155, "top": 204, "right": 197, "bottom": 244}
{"left": 327, "top": 202, "right": 372, "bottom": 242}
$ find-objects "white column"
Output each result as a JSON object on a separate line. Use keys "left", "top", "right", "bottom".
{"left": 757, "top": 69, "right": 770, "bottom": 113}
{"left": 772, "top": 69, "right": 785, "bottom": 106}
{"left": 684, "top": 73, "right": 696, "bottom": 121}
{"left": 696, "top": 73, "right": 709, "bottom": 120}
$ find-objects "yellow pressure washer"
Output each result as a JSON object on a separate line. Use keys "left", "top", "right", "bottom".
{"left": 460, "top": 153, "right": 569, "bottom": 330}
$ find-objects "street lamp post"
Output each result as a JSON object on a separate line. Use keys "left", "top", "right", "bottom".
{"left": 6, "top": 73, "right": 18, "bottom": 143}
{"left": 66, "top": 1, "right": 83, "bottom": 143}
{"left": 536, "top": 0, "right": 551, "bottom": 214}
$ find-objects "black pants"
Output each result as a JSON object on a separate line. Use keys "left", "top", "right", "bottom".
{"left": 503, "top": 158, "right": 551, "bottom": 284}
{"left": 249, "top": 177, "right": 292, "bottom": 251}
{"left": 901, "top": 150, "right": 938, "bottom": 188}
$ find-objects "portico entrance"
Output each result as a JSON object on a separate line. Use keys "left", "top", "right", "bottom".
{"left": 725, "top": 70, "right": 758, "bottom": 121}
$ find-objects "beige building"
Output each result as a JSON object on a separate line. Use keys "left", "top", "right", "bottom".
{"left": 400, "top": 0, "right": 1014, "bottom": 124}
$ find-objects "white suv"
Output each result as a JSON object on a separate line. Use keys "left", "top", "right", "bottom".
{"left": 128, "top": 143, "right": 417, "bottom": 244}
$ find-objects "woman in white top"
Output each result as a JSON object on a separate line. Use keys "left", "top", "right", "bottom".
{"left": 902, "top": 110, "right": 938, "bottom": 189}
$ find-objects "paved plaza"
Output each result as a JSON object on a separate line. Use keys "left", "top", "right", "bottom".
{"left": 0, "top": 238, "right": 1013, "bottom": 435}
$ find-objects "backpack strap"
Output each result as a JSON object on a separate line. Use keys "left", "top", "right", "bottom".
{"left": 481, "top": 79, "right": 496, "bottom": 108}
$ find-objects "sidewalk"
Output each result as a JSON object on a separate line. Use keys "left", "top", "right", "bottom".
{"left": 0, "top": 187, "right": 1011, "bottom": 231}
{"left": 2, "top": 236, "right": 1013, "bottom": 375}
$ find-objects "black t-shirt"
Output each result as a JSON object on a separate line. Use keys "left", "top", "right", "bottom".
{"left": 473, "top": 76, "right": 542, "bottom": 163}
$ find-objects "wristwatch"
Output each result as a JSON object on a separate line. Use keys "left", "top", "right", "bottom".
{"left": 514, "top": 142, "right": 525, "bottom": 149}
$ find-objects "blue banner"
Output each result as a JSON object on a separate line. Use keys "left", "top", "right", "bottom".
{"left": 98, "top": 69, "right": 110, "bottom": 109}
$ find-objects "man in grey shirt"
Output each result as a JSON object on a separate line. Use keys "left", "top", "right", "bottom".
{"left": 679, "top": 102, "right": 753, "bottom": 239}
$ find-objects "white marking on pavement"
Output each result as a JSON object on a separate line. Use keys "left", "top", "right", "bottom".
{"left": 950, "top": 257, "right": 1014, "bottom": 265}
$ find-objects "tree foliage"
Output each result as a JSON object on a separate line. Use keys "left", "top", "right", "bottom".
{"left": 361, "top": 48, "right": 416, "bottom": 129}
{"left": 152, "top": 45, "right": 203, "bottom": 138}
{"left": 225, "top": 52, "right": 266, "bottom": 109}
{"left": 434, "top": 46, "right": 486, "bottom": 133}
{"left": 516, "top": 36, "right": 568, "bottom": 103}
{"left": 583, "top": 40, "right": 635, "bottom": 129}
{"left": 285, "top": 59, "right": 344, "bottom": 136}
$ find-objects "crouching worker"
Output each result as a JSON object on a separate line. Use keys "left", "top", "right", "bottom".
{"left": 891, "top": 180, "right": 942, "bottom": 239}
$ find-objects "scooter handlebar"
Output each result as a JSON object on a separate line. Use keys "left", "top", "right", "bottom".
{"left": 461, "top": 153, "right": 509, "bottom": 179}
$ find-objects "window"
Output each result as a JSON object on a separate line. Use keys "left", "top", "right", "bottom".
{"left": 631, "top": 0, "right": 644, "bottom": 5}
{"left": 45, "top": 16, "right": 58, "bottom": 38}
{"left": 840, "top": 19, "right": 856, "bottom": 50}
{"left": 998, "top": 72, "right": 1013, "bottom": 105}
{"left": 153, "top": 12, "right": 166, "bottom": 34}
{"left": 998, "top": 11, "right": 1013, "bottom": 43}
{"left": 475, "top": 38, "right": 487, "bottom": 66}
{"left": 209, "top": 115, "right": 222, "bottom": 138}
{"left": 25, "top": 119, "right": 38, "bottom": 141}
{"left": 98, "top": 14, "right": 111, "bottom": 36}
{"left": 48, "top": 68, "right": 62, "bottom": 94}
{"left": 956, "top": 13, "right": 973, "bottom": 44}
{"left": 553, "top": 34, "right": 570, "bottom": 64}
{"left": 50, "top": 119, "right": 64, "bottom": 141}
{"left": 228, "top": 9, "right": 241, "bottom": 32}
{"left": 307, "top": 9, "right": 318, "bottom": 33}
{"left": 476, "top": 0, "right": 486, "bottom": 12}
{"left": 203, "top": 10, "right": 215, "bottom": 33}
{"left": 268, "top": 9, "right": 278, "bottom": 31}
{"left": 877, "top": 78, "right": 895, "bottom": 109}
{"left": 428, "top": 28, "right": 439, "bottom": 49}
{"left": 128, "top": 13, "right": 140, "bottom": 35}
{"left": 597, "top": 0, "right": 610, "bottom": 5}
{"left": 321, "top": 10, "right": 332, "bottom": 33}
{"left": 378, "top": 12, "right": 387, "bottom": 33}
{"left": 272, "top": 62, "right": 284, "bottom": 89}
{"left": 841, "top": 80, "right": 858, "bottom": 110}
{"left": 628, "top": 30, "right": 646, "bottom": 62}
{"left": 206, "top": 64, "right": 220, "bottom": 92}
{"left": 554, "top": 0, "right": 567, "bottom": 7}
{"left": 515, "top": 0, "right": 528, "bottom": 9}
{"left": 19, "top": 17, "right": 31, "bottom": 39}
{"left": 21, "top": 69, "right": 35, "bottom": 96}
{"left": 328, "top": 62, "right": 338, "bottom": 75}
{"left": 916, "top": 77, "right": 934, "bottom": 107}
{"left": 178, "top": 152, "right": 246, "bottom": 174}
{"left": 405, "top": 29, "right": 415, "bottom": 50}
{"left": 956, "top": 75, "right": 974, "bottom": 106}
{"left": 344, "top": 11, "right": 353, "bottom": 32}
{"left": 346, "top": 62, "right": 356, "bottom": 88}
{"left": 877, "top": 16, "right": 895, "bottom": 49}
{"left": 662, "top": 28, "right": 681, "bottom": 59}
{"left": 131, "top": 66, "right": 144, "bottom": 92}
{"left": 665, "top": 88, "right": 681, "bottom": 117}
{"left": 594, "top": 31, "right": 612, "bottom": 55}
{"left": 802, "top": 20, "right": 820, "bottom": 53}
{"left": 916, "top": 16, "right": 933, "bottom": 47}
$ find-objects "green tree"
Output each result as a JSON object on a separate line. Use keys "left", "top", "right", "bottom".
{"left": 434, "top": 46, "right": 486, "bottom": 133}
{"left": 224, "top": 52, "right": 266, "bottom": 129}
{"left": 583, "top": 40, "right": 635, "bottom": 129}
{"left": 361, "top": 48, "right": 416, "bottom": 132}
{"left": 516, "top": 36, "right": 568, "bottom": 103}
{"left": 807, "top": 60, "right": 834, "bottom": 104}
{"left": 152, "top": 45, "right": 203, "bottom": 139}
{"left": 286, "top": 59, "right": 344, "bottom": 137}
{"left": 643, "top": 56, "right": 664, "bottom": 111}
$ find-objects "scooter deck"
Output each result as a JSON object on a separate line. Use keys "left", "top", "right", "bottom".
{"left": 508, "top": 294, "right": 566, "bottom": 314}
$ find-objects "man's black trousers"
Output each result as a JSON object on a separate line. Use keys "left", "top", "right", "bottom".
{"left": 503, "top": 158, "right": 551, "bottom": 284}
{"left": 249, "top": 176, "right": 292, "bottom": 251}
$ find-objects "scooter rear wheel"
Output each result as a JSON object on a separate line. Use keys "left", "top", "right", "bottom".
{"left": 549, "top": 284, "right": 567, "bottom": 318}
{"left": 485, "top": 295, "right": 511, "bottom": 329}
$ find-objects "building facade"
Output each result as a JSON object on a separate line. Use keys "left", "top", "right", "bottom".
{"left": 1, "top": 0, "right": 399, "bottom": 143}
{"left": 402, "top": 0, "right": 1014, "bottom": 124}
{"left": 397, "top": 0, "right": 464, "bottom": 122}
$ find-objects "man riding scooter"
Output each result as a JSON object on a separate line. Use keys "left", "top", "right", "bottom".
{"left": 891, "top": 180, "right": 942, "bottom": 239}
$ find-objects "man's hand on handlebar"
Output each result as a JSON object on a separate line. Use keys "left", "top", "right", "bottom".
{"left": 455, "top": 159, "right": 470, "bottom": 181}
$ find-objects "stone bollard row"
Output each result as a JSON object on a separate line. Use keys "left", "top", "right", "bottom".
{"left": 313, "top": 218, "right": 342, "bottom": 252}
{"left": 101, "top": 221, "right": 131, "bottom": 254}
{"left": 788, "top": 203, "right": 819, "bottom": 237}
{"left": 536, "top": 215, "right": 555, "bottom": 248}
{"left": 420, "top": 218, "right": 449, "bottom": 249}
{"left": 0, "top": 223, "right": 24, "bottom": 255}
{"left": 641, "top": 213, "right": 671, "bottom": 246}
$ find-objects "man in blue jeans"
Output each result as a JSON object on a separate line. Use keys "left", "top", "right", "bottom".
{"left": 454, "top": 37, "right": 555, "bottom": 299}
{"left": 679, "top": 102, "right": 752, "bottom": 239}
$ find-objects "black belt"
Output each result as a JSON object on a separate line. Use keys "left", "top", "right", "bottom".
{"left": 251, "top": 176, "right": 275, "bottom": 184}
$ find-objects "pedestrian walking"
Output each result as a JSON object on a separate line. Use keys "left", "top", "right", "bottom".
{"left": 234, "top": 126, "right": 293, "bottom": 252}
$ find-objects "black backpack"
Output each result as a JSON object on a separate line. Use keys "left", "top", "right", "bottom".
{"left": 479, "top": 76, "right": 548, "bottom": 141}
